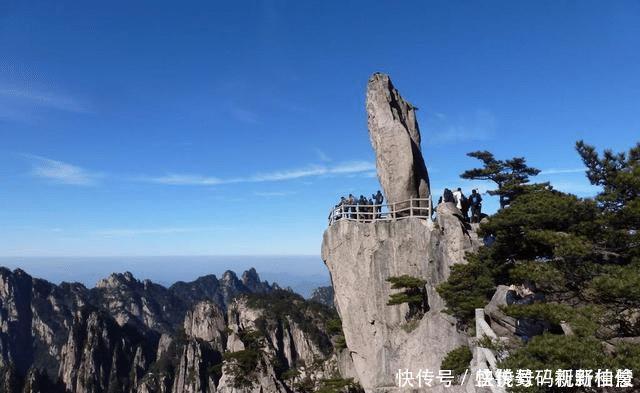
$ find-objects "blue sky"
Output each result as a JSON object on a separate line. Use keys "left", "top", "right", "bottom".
{"left": 1, "top": 1, "right": 639, "bottom": 258}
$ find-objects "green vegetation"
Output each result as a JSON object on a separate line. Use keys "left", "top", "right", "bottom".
{"left": 315, "top": 378, "right": 364, "bottom": 393}
{"left": 501, "top": 303, "right": 602, "bottom": 337}
{"left": 460, "top": 150, "right": 542, "bottom": 208}
{"left": 222, "top": 329, "right": 265, "bottom": 388}
{"left": 386, "top": 275, "right": 428, "bottom": 319}
{"left": 437, "top": 140, "right": 640, "bottom": 380}
{"left": 441, "top": 346, "right": 473, "bottom": 382}
{"left": 400, "top": 319, "right": 420, "bottom": 333}
{"left": 242, "top": 289, "right": 350, "bottom": 385}
{"left": 245, "top": 289, "right": 337, "bottom": 355}
{"left": 436, "top": 254, "right": 494, "bottom": 323}
{"left": 280, "top": 368, "right": 301, "bottom": 380}
{"left": 499, "top": 335, "right": 608, "bottom": 393}
{"left": 326, "top": 318, "right": 343, "bottom": 335}
{"left": 476, "top": 335, "right": 509, "bottom": 356}
{"left": 334, "top": 335, "right": 347, "bottom": 350}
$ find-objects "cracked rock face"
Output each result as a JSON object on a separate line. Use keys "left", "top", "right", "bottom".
{"left": 184, "top": 301, "right": 227, "bottom": 351}
{"left": 0, "top": 266, "right": 347, "bottom": 393}
{"left": 322, "top": 203, "right": 480, "bottom": 393}
{"left": 366, "top": 73, "right": 431, "bottom": 208}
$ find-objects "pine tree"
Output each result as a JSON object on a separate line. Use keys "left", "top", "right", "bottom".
{"left": 386, "top": 275, "right": 428, "bottom": 319}
{"left": 460, "top": 151, "right": 542, "bottom": 208}
{"left": 438, "top": 141, "right": 640, "bottom": 378}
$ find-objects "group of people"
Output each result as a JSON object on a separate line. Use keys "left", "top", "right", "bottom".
{"left": 439, "top": 187, "right": 483, "bottom": 223}
{"left": 331, "top": 190, "right": 384, "bottom": 222}
{"left": 330, "top": 187, "right": 483, "bottom": 224}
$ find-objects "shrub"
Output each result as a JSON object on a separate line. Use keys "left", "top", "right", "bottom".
{"left": 440, "top": 346, "right": 473, "bottom": 382}
{"left": 386, "top": 275, "right": 428, "bottom": 319}
{"left": 316, "top": 378, "right": 364, "bottom": 393}
{"left": 223, "top": 349, "right": 262, "bottom": 388}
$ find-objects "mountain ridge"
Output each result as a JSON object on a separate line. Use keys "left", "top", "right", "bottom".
{"left": 0, "top": 265, "right": 352, "bottom": 393}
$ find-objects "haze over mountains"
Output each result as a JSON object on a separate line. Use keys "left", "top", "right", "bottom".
{"left": 0, "top": 255, "right": 329, "bottom": 298}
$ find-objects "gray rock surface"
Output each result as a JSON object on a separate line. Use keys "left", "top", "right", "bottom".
{"left": 0, "top": 266, "right": 345, "bottom": 393}
{"left": 218, "top": 296, "right": 343, "bottom": 393}
{"left": 366, "top": 73, "right": 430, "bottom": 210}
{"left": 184, "top": 301, "right": 227, "bottom": 351}
{"left": 484, "top": 285, "right": 517, "bottom": 337}
{"left": 322, "top": 208, "right": 481, "bottom": 393}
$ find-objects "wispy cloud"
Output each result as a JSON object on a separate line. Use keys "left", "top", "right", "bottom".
{"left": 145, "top": 160, "right": 375, "bottom": 186}
{"left": 143, "top": 174, "right": 224, "bottom": 186}
{"left": 253, "top": 191, "right": 296, "bottom": 197}
{"left": 539, "top": 168, "right": 585, "bottom": 175}
{"left": 0, "top": 87, "right": 90, "bottom": 113}
{"left": 315, "top": 149, "right": 331, "bottom": 162}
{"left": 427, "top": 110, "right": 496, "bottom": 145}
{"left": 249, "top": 166, "right": 327, "bottom": 182}
{"left": 228, "top": 105, "right": 259, "bottom": 124}
{"left": 94, "top": 227, "right": 223, "bottom": 237}
{"left": 26, "top": 154, "right": 100, "bottom": 185}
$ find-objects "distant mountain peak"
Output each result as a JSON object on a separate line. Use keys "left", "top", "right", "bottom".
{"left": 95, "top": 271, "right": 139, "bottom": 289}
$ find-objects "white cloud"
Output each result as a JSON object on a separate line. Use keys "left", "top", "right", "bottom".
{"left": 539, "top": 168, "right": 585, "bottom": 175}
{"left": 249, "top": 166, "right": 327, "bottom": 182}
{"left": 327, "top": 161, "right": 375, "bottom": 174}
{"left": 20, "top": 153, "right": 375, "bottom": 188}
{"left": 26, "top": 155, "right": 100, "bottom": 185}
{"left": 144, "top": 174, "right": 224, "bottom": 185}
{"left": 146, "top": 160, "right": 376, "bottom": 186}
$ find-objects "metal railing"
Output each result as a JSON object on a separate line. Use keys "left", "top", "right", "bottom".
{"left": 328, "top": 197, "right": 432, "bottom": 225}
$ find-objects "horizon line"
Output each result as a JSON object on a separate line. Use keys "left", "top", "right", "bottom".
{"left": 0, "top": 253, "right": 321, "bottom": 259}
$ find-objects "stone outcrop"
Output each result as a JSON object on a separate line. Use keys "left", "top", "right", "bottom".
{"left": 322, "top": 207, "right": 480, "bottom": 393}
{"left": 170, "top": 270, "right": 274, "bottom": 312}
{"left": 484, "top": 285, "right": 517, "bottom": 337}
{"left": 184, "top": 301, "right": 227, "bottom": 351}
{"left": 171, "top": 340, "right": 219, "bottom": 393}
{"left": 366, "top": 73, "right": 430, "bottom": 208}
{"left": 217, "top": 294, "right": 350, "bottom": 393}
{"left": 58, "top": 309, "right": 151, "bottom": 393}
{"left": 322, "top": 74, "right": 482, "bottom": 393}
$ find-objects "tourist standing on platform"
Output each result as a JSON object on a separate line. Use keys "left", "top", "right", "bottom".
{"left": 347, "top": 194, "right": 355, "bottom": 219}
{"left": 373, "top": 190, "right": 384, "bottom": 218}
{"left": 469, "top": 189, "right": 483, "bottom": 223}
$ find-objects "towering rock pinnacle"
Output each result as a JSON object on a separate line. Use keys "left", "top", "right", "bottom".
{"left": 366, "top": 73, "right": 430, "bottom": 207}
{"left": 323, "top": 74, "right": 480, "bottom": 393}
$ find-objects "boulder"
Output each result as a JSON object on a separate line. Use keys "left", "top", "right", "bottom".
{"left": 366, "top": 73, "right": 431, "bottom": 211}
{"left": 484, "top": 285, "right": 517, "bottom": 336}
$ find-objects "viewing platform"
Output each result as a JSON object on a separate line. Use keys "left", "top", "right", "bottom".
{"left": 328, "top": 197, "right": 433, "bottom": 225}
